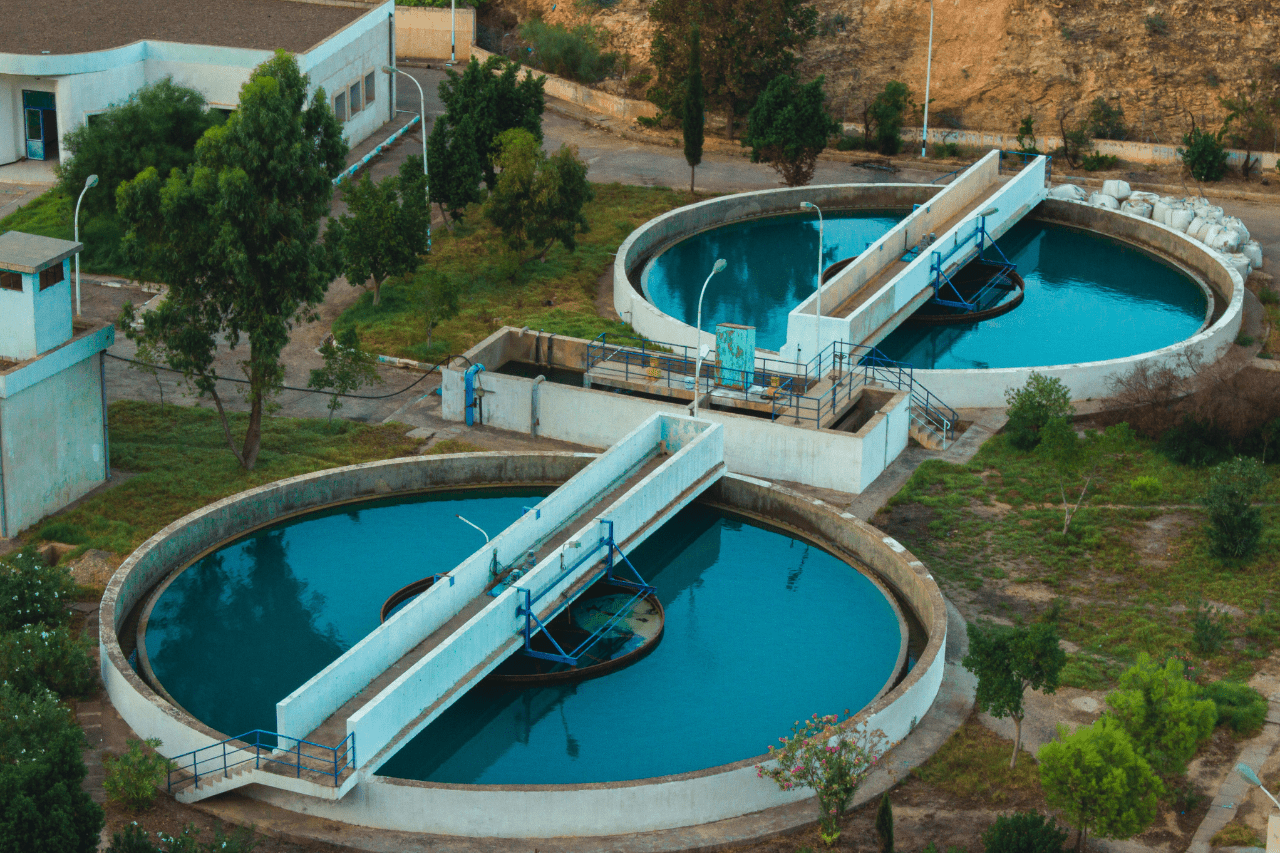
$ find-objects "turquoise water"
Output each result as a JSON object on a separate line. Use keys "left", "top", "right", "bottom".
{"left": 642, "top": 214, "right": 1207, "bottom": 365}
{"left": 643, "top": 210, "right": 906, "bottom": 352}
{"left": 875, "top": 221, "right": 1207, "bottom": 369}
{"left": 144, "top": 496, "right": 901, "bottom": 784}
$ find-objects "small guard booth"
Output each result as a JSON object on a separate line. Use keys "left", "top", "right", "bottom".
{"left": 0, "top": 231, "right": 114, "bottom": 538}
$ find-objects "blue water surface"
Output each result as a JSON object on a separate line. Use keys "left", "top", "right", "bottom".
{"left": 144, "top": 496, "right": 901, "bottom": 784}
{"left": 643, "top": 210, "right": 906, "bottom": 351}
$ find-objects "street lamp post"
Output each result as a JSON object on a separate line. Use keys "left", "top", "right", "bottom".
{"left": 692, "top": 258, "right": 728, "bottom": 418}
{"left": 921, "top": 0, "right": 934, "bottom": 158}
{"left": 73, "top": 174, "right": 98, "bottom": 316}
{"left": 449, "top": 0, "right": 457, "bottom": 65}
{"left": 800, "top": 201, "right": 824, "bottom": 360}
{"left": 382, "top": 65, "right": 430, "bottom": 251}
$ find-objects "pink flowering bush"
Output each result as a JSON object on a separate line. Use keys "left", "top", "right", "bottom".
{"left": 756, "top": 712, "right": 890, "bottom": 846}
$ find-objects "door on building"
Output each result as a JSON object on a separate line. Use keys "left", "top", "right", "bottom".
{"left": 22, "top": 91, "right": 57, "bottom": 161}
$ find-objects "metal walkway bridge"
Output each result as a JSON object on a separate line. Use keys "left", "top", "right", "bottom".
{"left": 164, "top": 413, "right": 725, "bottom": 803}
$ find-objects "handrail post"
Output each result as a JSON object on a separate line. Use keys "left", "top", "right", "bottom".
{"left": 222, "top": 742, "right": 227, "bottom": 778}
{"left": 296, "top": 738, "right": 302, "bottom": 778}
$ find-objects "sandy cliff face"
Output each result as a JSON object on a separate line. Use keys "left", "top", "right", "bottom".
{"left": 497, "top": 0, "right": 1280, "bottom": 144}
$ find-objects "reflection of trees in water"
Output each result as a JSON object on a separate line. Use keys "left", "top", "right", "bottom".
{"left": 785, "top": 537, "right": 811, "bottom": 591}
{"left": 145, "top": 529, "right": 345, "bottom": 737}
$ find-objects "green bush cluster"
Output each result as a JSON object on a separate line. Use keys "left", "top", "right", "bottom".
{"left": 103, "top": 739, "right": 174, "bottom": 812}
{"left": 518, "top": 20, "right": 620, "bottom": 84}
{"left": 1201, "top": 681, "right": 1268, "bottom": 735}
{"left": 0, "top": 549, "right": 103, "bottom": 852}
{"left": 1180, "top": 126, "right": 1229, "bottom": 182}
{"left": 105, "top": 822, "right": 258, "bottom": 853}
{"left": 1004, "top": 372, "right": 1072, "bottom": 450}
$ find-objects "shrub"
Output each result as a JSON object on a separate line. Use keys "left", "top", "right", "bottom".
{"left": 1202, "top": 681, "right": 1268, "bottom": 735}
{"left": 1203, "top": 456, "right": 1269, "bottom": 561}
{"left": 1081, "top": 152, "right": 1119, "bottom": 171}
{"left": 982, "top": 811, "right": 1068, "bottom": 853}
{"left": 1180, "top": 126, "right": 1229, "bottom": 182}
{"left": 1237, "top": 333, "right": 1256, "bottom": 346}
{"left": 0, "top": 625, "right": 96, "bottom": 699}
{"left": 876, "top": 792, "right": 894, "bottom": 853}
{"left": 1145, "top": 13, "right": 1168, "bottom": 36}
{"left": 932, "top": 141, "right": 962, "bottom": 158}
{"left": 106, "top": 823, "right": 161, "bottom": 853}
{"left": 1015, "top": 115, "right": 1040, "bottom": 155}
{"left": 1106, "top": 653, "right": 1216, "bottom": 776}
{"left": 0, "top": 548, "right": 77, "bottom": 632}
{"left": 1158, "top": 416, "right": 1231, "bottom": 466}
{"left": 103, "top": 739, "right": 173, "bottom": 812}
{"left": 836, "top": 134, "right": 867, "bottom": 151}
{"left": 1086, "top": 98, "right": 1128, "bottom": 140}
{"left": 518, "top": 21, "right": 620, "bottom": 84}
{"left": 1128, "top": 476, "right": 1162, "bottom": 502}
{"left": 0, "top": 682, "right": 104, "bottom": 853}
{"left": 1258, "top": 287, "right": 1279, "bottom": 306}
{"left": 1190, "top": 601, "right": 1231, "bottom": 655}
{"left": 1004, "top": 372, "right": 1072, "bottom": 450}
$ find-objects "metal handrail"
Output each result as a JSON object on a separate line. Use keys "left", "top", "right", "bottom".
{"left": 165, "top": 730, "right": 355, "bottom": 793}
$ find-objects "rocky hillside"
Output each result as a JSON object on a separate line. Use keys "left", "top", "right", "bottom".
{"left": 487, "top": 0, "right": 1280, "bottom": 144}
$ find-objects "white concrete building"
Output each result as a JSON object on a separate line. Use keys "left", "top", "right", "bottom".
{"left": 0, "top": 231, "right": 114, "bottom": 537}
{"left": 0, "top": 0, "right": 396, "bottom": 166}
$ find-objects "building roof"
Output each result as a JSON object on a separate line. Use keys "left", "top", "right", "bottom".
{"left": 0, "top": 231, "right": 82, "bottom": 273}
{"left": 0, "top": 0, "right": 368, "bottom": 56}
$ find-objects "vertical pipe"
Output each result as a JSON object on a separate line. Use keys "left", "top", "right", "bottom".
{"left": 100, "top": 352, "right": 111, "bottom": 481}
{"left": 530, "top": 375, "right": 544, "bottom": 437}
{"left": 0, "top": 401, "right": 7, "bottom": 538}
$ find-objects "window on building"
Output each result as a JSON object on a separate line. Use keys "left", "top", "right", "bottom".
{"left": 334, "top": 91, "right": 347, "bottom": 122}
{"left": 0, "top": 271, "right": 20, "bottom": 291}
{"left": 349, "top": 82, "right": 362, "bottom": 114}
{"left": 365, "top": 72, "right": 376, "bottom": 105}
{"left": 39, "top": 264, "right": 64, "bottom": 290}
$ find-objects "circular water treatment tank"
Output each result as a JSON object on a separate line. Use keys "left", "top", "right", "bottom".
{"left": 641, "top": 214, "right": 1207, "bottom": 365}
{"left": 140, "top": 492, "right": 904, "bottom": 785}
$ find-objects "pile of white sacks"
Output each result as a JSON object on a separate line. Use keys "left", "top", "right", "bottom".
{"left": 1047, "top": 180, "right": 1264, "bottom": 281}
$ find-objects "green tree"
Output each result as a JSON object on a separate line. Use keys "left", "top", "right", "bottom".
{"left": 57, "top": 78, "right": 221, "bottom": 220}
{"left": 1180, "top": 125, "right": 1229, "bottom": 182}
{"left": 742, "top": 74, "right": 840, "bottom": 187}
{"left": 0, "top": 626, "right": 95, "bottom": 699}
{"left": 1005, "top": 372, "right": 1072, "bottom": 450}
{"left": 756, "top": 713, "right": 889, "bottom": 846}
{"left": 427, "top": 113, "right": 483, "bottom": 225}
{"left": 648, "top": 0, "right": 817, "bottom": 138}
{"left": 1036, "top": 419, "right": 1135, "bottom": 537}
{"left": 963, "top": 621, "right": 1067, "bottom": 768}
{"left": 0, "top": 549, "right": 78, "bottom": 632}
{"left": 0, "top": 683, "right": 104, "bottom": 853}
{"left": 1106, "top": 654, "right": 1216, "bottom": 776}
{"left": 1203, "top": 456, "right": 1269, "bottom": 561}
{"left": 1037, "top": 717, "right": 1162, "bottom": 852}
{"left": 335, "top": 156, "right": 429, "bottom": 306}
{"left": 1015, "top": 115, "right": 1040, "bottom": 155}
{"left": 983, "top": 811, "right": 1069, "bottom": 853}
{"left": 867, "top": 81, "right": 913, "bottom": 155}
{"left": 421, "top": 268, "right": 461, "bottom": 351}
{"left": 118, "top": 51, "right": 347, "bottom": 471}
{"left": 682, "top": 27, "right": 705, "bottom": 194}
{"left": 307, "top": 328, "right": 383, "bottom": 427}
{"left": 484, "top": 129, "right": 593, "bottom": 261}
{"left": 434, "top": 56, "right": 545, "bottom": 191}
{"left": 1220, "top": 78, "right": 1280, "bottom": 180}
{"left": 102, "top": 739, "right": 173, "bottom": 812}
{"left": 875, "top": 792, "right": 894, "bottom": 853}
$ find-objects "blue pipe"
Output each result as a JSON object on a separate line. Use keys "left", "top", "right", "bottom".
{"left": 332, "top": 115, "right": 422, "bottom": 187}
{"left": 464, "top": 364, "right": 485, "bottom": 426}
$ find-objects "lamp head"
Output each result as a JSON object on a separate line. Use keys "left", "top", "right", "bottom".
{"left": 381, "top": 65, "right": 396, "bottom": 74}
{"left": 713, "top": 258, "right": 727, "bottom": 273}
{"left": 85, "top": 174, "right": 99, "bottom": 189}
{"left": 1238, "top": 763, "right": 1263, "bottom": 787}
{"left": 979, "top": 207, "right": 999, "bottom": 217}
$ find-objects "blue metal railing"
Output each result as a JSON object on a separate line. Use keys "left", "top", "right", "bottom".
{"left": 999, "top": 150, "right": 1052, "bottom": 182}
{"left": 515, "top": 520, "right": 654, "bottom": 666}
{"left": 165, "top": 730, "right": 355, "bottom": 794}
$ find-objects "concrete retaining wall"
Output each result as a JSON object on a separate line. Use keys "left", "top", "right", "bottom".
{"left": 395, "top": 6, "right": 475, "bottom": 61}
{"left": 469, "top": 46, "right": 657, "bottom": 122}
{"left": 908, "top": 199, "right": 1245, "bottom": 406}
{"left": 616, "top": 184, "right": 944, "bottom": 353}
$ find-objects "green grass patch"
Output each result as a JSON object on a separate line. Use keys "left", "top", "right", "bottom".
{"left": 333, "top": 183, "right": 701, "bottom": 360}
{"left": 29, "top": 401, "right": 419, "bottom": 558}
{"left": 425, "top": 438, "right": 487, "bottom": 455}
{"left": 0, "top": 188, "right": 138, "bottom": 277}
{"left": 912, "top": 717, "right": 1044, "bottom": 808}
